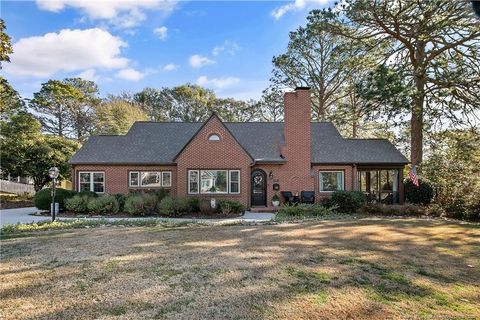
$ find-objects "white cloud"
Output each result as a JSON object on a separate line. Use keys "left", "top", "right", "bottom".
{"left": 163, "top": 63, "right": 178, "bottom": 71}
{"left": 77, "top": 68, "right": 98, "bottom": 81}
{"left": 271, "top": 0, "right": 330, "bottom": 19}
{"left": 189, "top": 54, "right": 215, "bottom": 68}
{"left": 212, "top": 40, "right": 241, "bottom": 56}
{"left": 115, "top": 68, "right": 145, "bottom": 81}
{"left": 196, "top": 75, "right": 240, "bottom": 89}
{"left": 36, "top": 0, "right": 177, "bottom": 28}
{"left": 5, "top": 28, "right": 128, "bottom": 78}
{"left": 153, "top": 26, "right": 168, "bottom": 40}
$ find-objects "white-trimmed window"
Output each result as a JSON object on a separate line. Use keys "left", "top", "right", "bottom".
{"left": 188, "top": 170, "right": 199, "bottom": 194}
{"left": 78, "top": 172, "right": 104, "bottom": 193}
{"left": 129, "top": 171, "right": 139, "bottom": 187}
{"left": 319, "top": 171, "right": 344, "bottom": 192}
{"left": 189, "top": 169, "right": 241, "bottom": 194}
{"left": 229, "top": 170, "right": 240, "bottom": 194}
{"left": 129, "top": 171, "right": 172, "bottom": 188}
{"left": 162, "top": 172, "right": 172, "bottom": 187}
{"left": 208, "top": 134, "right": 220, "bottom": 141}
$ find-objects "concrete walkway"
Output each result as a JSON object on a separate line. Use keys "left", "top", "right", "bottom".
{"left": 0, "top": 207, "right": 275, "bottom": 227}
{"left": 0, "top": 207, "right": 46, "bottom": 226}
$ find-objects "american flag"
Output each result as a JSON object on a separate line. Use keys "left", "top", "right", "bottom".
{"left": 409, "top": 165, "right": 419, "bottom": 188}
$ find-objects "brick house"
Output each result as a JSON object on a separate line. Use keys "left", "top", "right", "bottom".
{"left": 69, "top": 87, "right": 408, "bottom": 207}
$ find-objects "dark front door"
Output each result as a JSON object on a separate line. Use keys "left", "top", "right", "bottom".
{"left": 251, "top": 169, "right": 267, "bottom": 206}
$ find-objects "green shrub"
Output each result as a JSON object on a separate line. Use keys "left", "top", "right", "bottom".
{"left": 187, "top": 197, "right": 200, "bottom": 213}
{"left": 122, "top": 193, "right": 157, "bottom": 216}
{"left": 404, "top": 179, "right": 435, "bottom": 205}
{"left": 277, "top": 203, "right": 332, "bottom": 217}
{"left": 33, "top": 188, "right": 76, "bottom": 211}
{"left": 361, "top": 203, "right": 424, "bottom": 216}
{"left": 155, "top": 188, "right": 170, "bottom": 202}
{"left": 65, "top": 195, "right": 90, "bottom": 213}
{"left": 157, "top": 197, "right": 191, "bottom": 216}
{"left": 86, "top": 195, "right": 119, "bottom": 214}
{"left": 113, "top": 194, "right": 126, "bottom": 212}
{"left": 78, "top": 191, "right": 98, "bottom": 198}
{"left": 217, "top": 200, "right": 245, "bottom": 214}
{"left": 323, "top": 191, "right": 366, "bottom": 214}
{"left": 124, "top": 194, "right": 145, "bottom": 215}
{"left": 158, "top": 196, "right": 175, "bottom": 216}
{"left": 199, "top": 199, "right": 214, "bottom": 214}
{"left": 175, "top": 198, "right": 191, "bottom": 215}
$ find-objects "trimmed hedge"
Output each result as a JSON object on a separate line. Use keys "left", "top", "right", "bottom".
{"left": 124, "top": 193, "right": 158, "bottom": 216}
{"left": 33, "top": 188, "right": 76, "bottom": 211}
{"left": 323, "top": 191, "right": 366, "bottom": 213}
{"left": 87, "top": 195, "right": 119, "bottom": 215}
{"left": 65, "top": 195, "right": 90, "bottom": 213}
{"left": 404, "top": 178, "right": 434, "bottom": 205}
{"left": 216, "top": 200, "right": 244, "bottom": 214}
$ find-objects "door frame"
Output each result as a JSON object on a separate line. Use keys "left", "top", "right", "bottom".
{"left": 250, "top": 169, "right": 267, "bottom": 206}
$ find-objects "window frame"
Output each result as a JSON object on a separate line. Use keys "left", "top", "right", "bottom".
{"left": 78, "top": 171, "right": 105, "bottom": 194}
{"left": 129, "top": 171, "right": 140, "bottom": 187}
{"left": 188, "top": 170, "right": 200, "bottom": 194}
{"left": 129, "top": 171, "right": 172, "bottom": 188}
{"left": 229, "top": 170, "right": 240, "bottom": 194}
{"left": 208, "top": 133, "right": 221, "bottom": 141}
{"left": 319, "top": 170, "right": 344, "bottom": 192}
{"left": 188, "top": 169, "right": 241, "bottom": 195}
{"left": 162, "top": 171, "right": 172, "bottom": 188}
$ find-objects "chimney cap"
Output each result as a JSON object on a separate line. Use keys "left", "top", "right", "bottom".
{"left": 295, "top": 86, "right": 311, "bottom": 91}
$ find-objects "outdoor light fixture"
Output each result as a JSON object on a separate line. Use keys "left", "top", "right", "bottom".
{"left": 269, "top": 171, "right": 273, "bottom": 179}
{"left": 48, "top": 167, "right": 59, "bottom": 179}
{"left": 48, "top": 167, "right": 59, "bottom": 221}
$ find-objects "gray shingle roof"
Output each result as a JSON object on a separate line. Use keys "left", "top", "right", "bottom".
{"left": 69, "top": 121, "right": 408, "bottom": 165}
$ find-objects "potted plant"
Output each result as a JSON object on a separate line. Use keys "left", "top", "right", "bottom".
{"left": 272, "top": 193, "right": 280, "bottom": 207}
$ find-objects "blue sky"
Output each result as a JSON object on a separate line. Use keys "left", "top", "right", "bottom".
{"left": 2, "top": 0, "right": 334, "bottom": 100}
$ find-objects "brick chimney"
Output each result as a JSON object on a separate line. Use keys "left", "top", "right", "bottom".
{"left": 281, "top": 87, "right": 313, "bottom": 191}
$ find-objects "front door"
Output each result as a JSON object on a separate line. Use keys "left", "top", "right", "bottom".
{"left": 251, "top": 169, "right": 267, "bottom": 206}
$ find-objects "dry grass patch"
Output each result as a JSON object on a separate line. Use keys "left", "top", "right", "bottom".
{"left": 1, "top": 218, "right": 479, "bottom": 319}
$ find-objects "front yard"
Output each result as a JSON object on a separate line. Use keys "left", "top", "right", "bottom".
{"left": 1, "top": 218, "right": 479, "bottom": 319}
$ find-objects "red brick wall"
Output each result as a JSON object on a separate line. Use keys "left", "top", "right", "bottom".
{"left": 71, "top": 165, "right": 177, "bottom": 195}
{"left": 175, "top": 115, "right": 253, "bottom": 205}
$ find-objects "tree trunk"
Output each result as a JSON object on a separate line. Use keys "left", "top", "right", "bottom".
{"left": 411, "top": 42, "right": 426, "bottom": 169}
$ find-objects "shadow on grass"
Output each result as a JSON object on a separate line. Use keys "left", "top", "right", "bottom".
{"left": 1, "top": 218, "right": 479, "bottom": 319}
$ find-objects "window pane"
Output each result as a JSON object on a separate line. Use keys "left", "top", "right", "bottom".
{"left": 93, "top": 173, "right": 104, "bottom": 182}
{"left": 230, "top": 171, "right": 239, "bottom": 182}
{"left": 162, "top": 172, "right": 171, "bottom": 187}
{"left": 130, "top": 172, "right": 139, "bottom": 187}
{"left": 79, "top": 173, "right": 90, "bottom": 183}
{"left": 79, "top": 182, "right": 90, "bottom": 192}
{"left": 201, "top": 170, "right": 228, "bottom": 193}
{"left": 230, "top": 182, "right": 239, "bottom": 193}
{"left": 93, "top": 183, "right": 104, "bottom": 193}
{"left": 189, "top": 171, "right": 199, "bottom": 193}
{"left": 141, "top": 172, "right": 160, "bottom": 187}
{"left": 320, "top": 172, "right": 343, "bottom": 191}
{"left": 229, "top": 170, "right": 240, "bottom": 193}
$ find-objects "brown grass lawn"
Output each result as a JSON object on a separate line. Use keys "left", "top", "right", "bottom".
{"left": 1, "top": 218, "right": 479, "bottom": 320}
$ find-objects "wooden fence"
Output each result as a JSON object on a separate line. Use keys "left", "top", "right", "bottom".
{"left": 0, "top": 179, "right": 36, "bottom": 195}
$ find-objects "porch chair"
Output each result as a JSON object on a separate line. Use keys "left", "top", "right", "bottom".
{"left": 300, "top": 191, "right": 315, "bottom": 204}
{"left": 280, "top": 191, "right": 294, "bottom": 205}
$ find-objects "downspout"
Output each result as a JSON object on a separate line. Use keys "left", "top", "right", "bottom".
{"left": 352, "top": 164, "right": 357, "bottom": 191}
